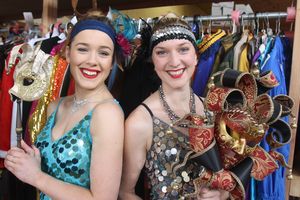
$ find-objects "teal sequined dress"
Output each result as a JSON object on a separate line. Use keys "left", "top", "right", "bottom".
{"left": 35, "top": 99, "right": 93, "bottom": 200}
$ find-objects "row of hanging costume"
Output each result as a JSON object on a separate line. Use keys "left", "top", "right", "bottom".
{"left": 0, "top": 21, "right": 73, "bottom": 200}
{"left": 0, "top": 34, "right": 25, "bottom": 200}
{"left": 0, "top": 28, "right": 38, "bottom": 199}
{"left": 190, "top": 21, "right": 294, "bottom": 199}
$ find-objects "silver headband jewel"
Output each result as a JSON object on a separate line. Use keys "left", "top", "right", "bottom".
{"left": 150, "top": 25, "right": 197, "bottom": 50}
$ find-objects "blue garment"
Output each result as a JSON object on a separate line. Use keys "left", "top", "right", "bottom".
{"left": 258, "top": 37, "right": 274, "bottom": 67}
{"left": 192, "top": 40, "right": 221, "bottom": 97}
{"left": 280, "top": 37, "right": 292, "bottom": 93}
{"left": 36, "top": 99, "right": 93, "bottom": 200}
{"left": 256, "top": 36, "right": 289, "bottom": 200}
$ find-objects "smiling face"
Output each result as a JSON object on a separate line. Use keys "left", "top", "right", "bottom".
{"left": 152, "top": 39, "right": 197, "bottom": 89}
{"left": 66, "top": 29, "right": 114, "bottom": 91}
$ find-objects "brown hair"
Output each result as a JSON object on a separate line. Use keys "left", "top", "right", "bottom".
{"left": 152, "top": 13, "right": 191, "bottom": 32}
{"left": 61, "top": 10, "right": 125, "bottom": 68}
{"left": 149, "top": 13, "right": 198, "bottom": 57}
{"left": 62, "top": 10, "right": 113, "bottom": 51}
{"left": 62, "top": 10, "right": 125, "bottom": 95}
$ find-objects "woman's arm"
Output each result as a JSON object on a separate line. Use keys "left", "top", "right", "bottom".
{"left": 119, "top": 106, "right": 152, "bottom": 200}
{"left": 198, "top": 188, "right": 229, "bottom": 200}
{"left": 5, "top": 101, "right": 124, "bottom": 200}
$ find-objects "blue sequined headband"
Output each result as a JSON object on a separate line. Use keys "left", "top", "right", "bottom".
{"left": 70, "top": 19, "right": 116, "bottom": 43}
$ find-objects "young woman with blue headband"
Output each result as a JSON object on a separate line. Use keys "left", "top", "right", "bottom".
{"left": 5, "top": 11, "right": 126, "bottom": 200}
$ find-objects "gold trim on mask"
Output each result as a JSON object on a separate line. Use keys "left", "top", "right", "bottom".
{"left": 9, "top": 42, "right": 54, "bottom": 101}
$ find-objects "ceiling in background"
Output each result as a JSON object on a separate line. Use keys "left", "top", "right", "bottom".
{"left": 0, "top": 0, "right": 295, "bottom": 23}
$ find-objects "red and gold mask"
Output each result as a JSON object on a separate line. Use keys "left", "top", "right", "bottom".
{"left": 183, "top": 68, "right": 295, "bottom": 199}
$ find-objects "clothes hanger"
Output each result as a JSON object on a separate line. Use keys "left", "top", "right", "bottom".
{"left": 250, "top": 13, "right": 257, "bottom": 36}
{"left": 146, "top": 18, "right": 152, "bottom": 27}
{"left": 241, "top": 14, "right": 245, "bottom": 33}
{"left": 206, "top": 19, "right": 212, "bottom": 36}
{"left": 265, "top": 14, "right": 273, "bottom": 37}
{"left": 192, "top": 15, "right": 200, "bottom": 40}
{"left": 231, "top": 10, "right": 240, "bottom": 34}
{"left": 137, "top": 18, "right": 142, "bottom": 33}
{"left": 199, "top": 18, "right": 204, "bottom": 41}
{"left": 260, "top": 17, "right": 268, "bottom": 45}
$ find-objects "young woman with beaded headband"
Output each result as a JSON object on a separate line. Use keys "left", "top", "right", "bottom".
{"left": 119, "top": 13, "right": 229, "bottom": 199}
{"left": 5, "top": 10, "right": 127, "bottom": 200}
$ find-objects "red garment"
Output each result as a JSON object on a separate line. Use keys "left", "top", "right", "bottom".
{"left": 67, "top": 76, "right": 75, "bottom": 96}
{"left": 0, "top": 76, "right": 2, "bottom": 97}
{"left": 0, "top": 54, "right": 15, "bottom": 168}
{"left": 52, "top": 58, "right": 68, "bottom": 99}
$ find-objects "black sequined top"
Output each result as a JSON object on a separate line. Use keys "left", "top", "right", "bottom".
{"left": 142, "top": 103, "right": 204, "bottom": 200}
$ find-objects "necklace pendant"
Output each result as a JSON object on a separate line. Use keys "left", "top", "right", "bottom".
{"left": 71, "top": 104, "right": 80, "bottom": 113}
{"left": 166, "top": 126, "right": 173, "bottom": 135}
{"left": 71, "top": 97, "right": 88, "bottom": 113}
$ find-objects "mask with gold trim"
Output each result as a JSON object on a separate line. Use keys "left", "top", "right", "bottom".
{"left": 9, "top": 42, "right": 54, "bottom": 101}
{"left": 175, "top": 108, "right": 241, "bottom": 198}
{"left": 203, "top": 68, "right": 295, "bottom": 198}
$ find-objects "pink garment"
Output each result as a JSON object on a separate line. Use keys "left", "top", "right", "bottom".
{"left": 50, "top": 42, "right": 64, "bottom": 56}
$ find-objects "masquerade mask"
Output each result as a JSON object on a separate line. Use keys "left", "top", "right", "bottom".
{"left": 9, "top": 43, "right": 53, "bottom": 101}
{"left": 206, "top": 69, "right": 294, "bottom": 198}
{"left": 180, "top": 68, "right": 296, "bottom": 199}
{"left": 205, "top": 69, "right": 294, "bottom": 170}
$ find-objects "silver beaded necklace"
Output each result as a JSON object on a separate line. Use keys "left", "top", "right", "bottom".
{"left": 71, "top": 97, "right": 88, "bottom": 113}
{"left": 158, "top": 85, "right": 195, "bottom": 127}
{"left": 71, "top": 96, "right": 113, "bottom": 113}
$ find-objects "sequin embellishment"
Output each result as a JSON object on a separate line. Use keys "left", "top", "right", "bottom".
{"left": 145, "top": 116, "right": 204, "bottom": 199}
{"left": 36, "top": 111, "right": 93, "bottom": 200}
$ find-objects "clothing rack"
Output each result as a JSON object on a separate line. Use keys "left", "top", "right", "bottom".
{"left": 183, "top": 12, "right": 288, "bottom": 22}
{"left": 133, "top": 11, "right": 289, "bottom": 32}
{"left": 135, "top": 11, "right": 287, "bottom": 27}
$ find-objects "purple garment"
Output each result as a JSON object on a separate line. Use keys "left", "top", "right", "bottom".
{"left": 252, "top": 50, "right": 261, "bottom": 65}
{"left": 192, "top": 40, "right": 221, "bottom": 97}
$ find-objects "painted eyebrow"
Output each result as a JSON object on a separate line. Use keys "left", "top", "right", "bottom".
{"left": 154, "top": 41, "right": 191, "bottom": 49}
{"left": 74, "top": 42, "right": 113, "bottom": 51}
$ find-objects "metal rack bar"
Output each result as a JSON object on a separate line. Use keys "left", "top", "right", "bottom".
{"left": 183, "top": 12, "right": 288, "bottom": 22}
{"left": 134, "top": 12, "right": 288, "bottom": 26}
